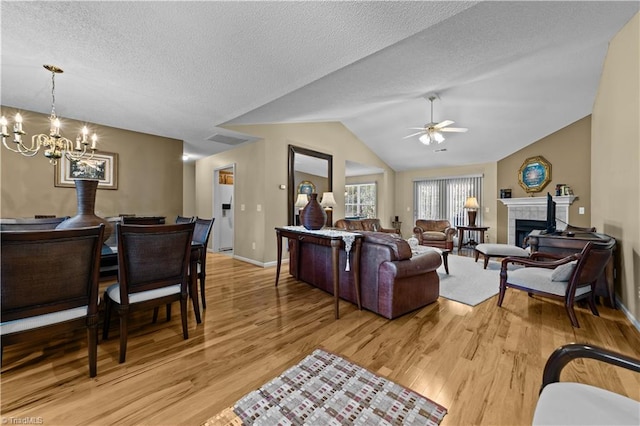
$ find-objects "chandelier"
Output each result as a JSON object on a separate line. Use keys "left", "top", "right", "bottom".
{"left": 1, "top": 65, "right": 97, "bottom": 165}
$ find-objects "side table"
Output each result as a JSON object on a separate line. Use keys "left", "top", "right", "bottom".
{"left": 457, "top": 226, "right": 489, "bottom": 251}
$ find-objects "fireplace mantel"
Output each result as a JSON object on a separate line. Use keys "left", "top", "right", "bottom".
{"left": 499, "top": 195, "right": 577, "bottom": 207}
{"left": 499, "top": 195, "right": 578, "bottom": 245}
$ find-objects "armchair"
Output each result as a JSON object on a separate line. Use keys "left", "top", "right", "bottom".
{"left": 334, "top": 218, "right": 399, "bottom": 234}
{"left": 413, "top": 219, "right": 456, "bottom": 250}
{"left": 533, "top": 343, "right": 640, "bottom": 425}
{"left": 497, "top": 241, "right": 612, "bottom": 328}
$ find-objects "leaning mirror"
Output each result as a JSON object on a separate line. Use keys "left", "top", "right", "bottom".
{"left": 288, "top": 145, "right": 333, "bottom": 226}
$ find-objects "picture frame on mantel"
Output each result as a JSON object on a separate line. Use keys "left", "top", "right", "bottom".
{"left": 517, "top": 155, "right": 551, "bottom": 193}
{"left": 54, "top": 151, "right": 118, "bottom": 190}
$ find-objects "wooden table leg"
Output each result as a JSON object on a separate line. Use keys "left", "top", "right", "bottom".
{"left": 458, "top": 228, "right": 464, "bottom": 251}
{"left": 353, "top": 238, "right": 362, "bottom": 310}
{"left": 275, "top": 230, "right": 282, "bottom": 287}
{"left": 331, "top": 239, "right": 341, "bottom": 319}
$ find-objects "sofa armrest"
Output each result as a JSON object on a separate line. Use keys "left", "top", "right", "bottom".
{"left": 444, "top": 227, "right": 457, "bottom": 240}
{"left": 381, "top": 250, "right": 442, "bottom": 279}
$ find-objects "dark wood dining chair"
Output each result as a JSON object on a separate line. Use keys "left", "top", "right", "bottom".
{"left": 498, "top": 242, "right": 612, "bottom": 328}
{"left": 102, "top": 222, "right": 195, "bottom": 363}
{"left": 175, "top": 215, "right": 195, "bottom": 224}
{"left": 1, "top": 225, "right": 105, "bottom": 377}
{"left": 193, "top": 217, "right": 215, "bottom": 309}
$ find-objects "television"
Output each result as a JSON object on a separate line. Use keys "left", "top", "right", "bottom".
{"left": 545, "top": 192, "right": 556, "bottom": 234}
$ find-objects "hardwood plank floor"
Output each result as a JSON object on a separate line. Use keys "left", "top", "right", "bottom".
{"left": 2, "top": 252, "right": 639, "bottom": 425}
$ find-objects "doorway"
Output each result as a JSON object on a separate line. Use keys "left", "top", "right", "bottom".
{"left": 213, "top": 164, "right": 235, "bottom": 254}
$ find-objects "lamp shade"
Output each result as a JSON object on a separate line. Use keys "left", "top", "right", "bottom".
{"left": 320, "top": 192, "right": 336, "bottom": 208}
{"left": 464, "top": 197, "right": 479, "bottom": 209}
{"left": 295, "top": 193, "right": 309, "bottom": 208}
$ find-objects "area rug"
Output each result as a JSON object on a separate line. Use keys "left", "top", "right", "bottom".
{"left": 436, "top": 254, "right": 519, "bottom": 307}
{"left": 204, "top": 348, "right": 447, "bottom": 426}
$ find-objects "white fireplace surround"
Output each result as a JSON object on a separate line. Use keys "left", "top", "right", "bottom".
{"left": 500, "top": 196, "right": 577, "bottom": 245}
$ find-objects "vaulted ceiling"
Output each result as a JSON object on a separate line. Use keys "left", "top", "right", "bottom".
{"left": 2, "top": 2, "right": 637, "bottom": 171}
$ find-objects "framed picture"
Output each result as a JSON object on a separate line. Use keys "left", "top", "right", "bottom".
{"left": 54, "top": 151, "right": 118, "bottom": 190}
{"left": 297, "top": 180, "right": 316, "bottom": 195}
{"left": 517, "top": 155, "right": 551, "bottom": 193}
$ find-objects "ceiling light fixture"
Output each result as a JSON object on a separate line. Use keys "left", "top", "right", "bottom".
{"left": 419, "top": 130, "right": 445, "bottom": 145}
{"left": 1, "top": 65, "right": 98, "bottom": 165}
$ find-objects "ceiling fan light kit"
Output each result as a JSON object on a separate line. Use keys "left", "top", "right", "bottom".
{"left": 406, "top": 94, "right": 468, "bottom": 145}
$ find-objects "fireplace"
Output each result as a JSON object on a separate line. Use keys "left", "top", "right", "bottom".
{"left": 499, "top": 196, "right": 576, "bottom": 245}
{"left": 516, "top": 219, "right": 546, "bottom": 248}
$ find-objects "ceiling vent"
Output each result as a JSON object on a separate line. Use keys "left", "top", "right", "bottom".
{"left": 206, "top": 133, "right": 249, "bottom": 145}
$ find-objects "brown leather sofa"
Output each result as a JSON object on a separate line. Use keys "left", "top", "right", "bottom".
{"left": 413, "top": 219, "right": 456, "bottom": 251}
{"left": 287, "top": 231, "right": 442, "bottom": 319}
{"left": 334, "top": 218, "right": 400, "bottom": 234}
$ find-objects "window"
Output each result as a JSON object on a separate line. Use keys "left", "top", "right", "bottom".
{"left": 414, "top": 175, "right": 483, "bottom": 227}
{"left": 345, "top": 183, "right": 376, "bottom": 218}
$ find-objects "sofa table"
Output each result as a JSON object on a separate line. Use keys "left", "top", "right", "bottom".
{"left": 275, "top": 226, "right": 362, "bottom": 319}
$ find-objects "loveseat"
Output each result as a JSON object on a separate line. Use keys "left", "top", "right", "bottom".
{"left": 334, "top": 218, "right": 400, "bottom": 234}
{"left": 287, "top": 231, "right": 442, "bottom": 319}
{"left": 413, "top": 219, "right": 456, "bottom": 251}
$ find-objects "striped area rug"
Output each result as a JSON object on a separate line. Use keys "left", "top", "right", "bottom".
{"left": 208, "top": 348, "right": 447, "bottom": 425}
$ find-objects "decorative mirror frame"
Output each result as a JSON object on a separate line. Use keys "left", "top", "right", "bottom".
{"left": 288, "top": 145, "right": 333, "bottom": 225}
{"left": 518, "top": 155, "right": 552, "bottom": 193}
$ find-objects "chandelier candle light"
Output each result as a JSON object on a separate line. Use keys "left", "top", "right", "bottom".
{"left": 464, "top": 196, "right": 480, "bottom": 227}
{"left": 1, "top": 65, "right": 98, "bottom": 165}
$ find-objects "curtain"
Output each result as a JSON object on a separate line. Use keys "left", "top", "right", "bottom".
{"left": 414, "top": 175, "right": 483, "bottom": 226}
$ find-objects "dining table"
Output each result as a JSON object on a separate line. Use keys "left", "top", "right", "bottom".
{"left": 100, "top": 242, "right": 204, "bottom": 323}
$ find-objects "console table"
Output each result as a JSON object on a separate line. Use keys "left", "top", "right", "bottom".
{"left": 457, "top": 226, "right": 489, "bottom": 251}
{"left": 275, "top": 226, "right": 362, "bottom": 319}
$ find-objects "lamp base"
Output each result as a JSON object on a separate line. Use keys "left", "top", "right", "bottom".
{"left": 467, "top": 210, "right": 477, "bottom": 227}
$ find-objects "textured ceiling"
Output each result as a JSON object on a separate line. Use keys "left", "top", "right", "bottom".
{"left": 1, "top": 1, "right": 637, "bottom": 171}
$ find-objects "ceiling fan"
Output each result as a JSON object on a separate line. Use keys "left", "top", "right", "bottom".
{"left": 404, "top": 95, "right": 468, "bottom": 145}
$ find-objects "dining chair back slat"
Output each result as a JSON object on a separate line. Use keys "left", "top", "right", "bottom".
{"left": 193, "top": 217, "right": 215, "bottom": 309}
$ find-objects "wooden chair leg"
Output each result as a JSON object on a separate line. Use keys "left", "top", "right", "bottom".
{"left": 102, "top": 296, "right": 112, "bottom": 340}
{"left": 118, "top": 311, "right": 128, "bottom": 363}
{"left": 588, "top": 292, "right": 600, "bottom": 317}
{"left": 88, "top": 324, "right": 98, "bottom": 378}
{"left": 565, "top": 303, "right": 580, "bottom": 328}
{"left": 199, "top": 270, "right": 206, "bottom": 309}
{"left": 180, "top": 298, "right": 189, "bottom": 339}
{"left": 152, "top": 307, "right": 159, "bottom": 323}
{"left": 166, "top": 304, "right": 172, "bottom": 321}
{"left": 497, "top": 282, "right": 506, "bottom": 306}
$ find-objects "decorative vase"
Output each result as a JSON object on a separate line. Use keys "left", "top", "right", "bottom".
{"left": 300, "top": 193, "right": 327, "bottom": 230}
{"left": 56, "top": 179, "right": 113, "bottom": 243}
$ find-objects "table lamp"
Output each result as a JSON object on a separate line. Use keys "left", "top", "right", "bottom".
{"left": 320, "top": 192, "right": 337, "bottom": 227}
{"left": 464, "top": 197, "right": 479, "bottom": 227}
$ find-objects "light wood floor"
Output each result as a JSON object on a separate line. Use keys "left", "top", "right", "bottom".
{"left": 2, "top": 251, "right": 639, "bottom": 425}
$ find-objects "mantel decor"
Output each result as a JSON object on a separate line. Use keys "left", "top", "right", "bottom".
{"left": 54, "top": 151, "right": 118, "bottom": 189}
{"left": 517, "top": 155, "right": 551, "bottom": 193}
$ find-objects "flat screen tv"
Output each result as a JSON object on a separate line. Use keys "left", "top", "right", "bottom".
{"left": 545, "top": 192, "right": 556, "bottom": 234}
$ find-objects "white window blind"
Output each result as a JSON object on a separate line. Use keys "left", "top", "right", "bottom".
{"left": 414, "top": 175, "right": 483, "bottom": 226}
{"left": 345, "top": 183, "right": 377, "bottom": 219}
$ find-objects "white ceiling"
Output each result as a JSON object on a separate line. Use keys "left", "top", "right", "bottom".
{"left": 2, "top": 2, "right": 637, "bottom": 171}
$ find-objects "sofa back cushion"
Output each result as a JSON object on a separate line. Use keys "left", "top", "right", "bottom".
{"left": 334, "top": 219, "right": 364, "bottom": 231}
{"left": 416, "top": 219, "right": 452, "bottom": 232}
{"left": 360, "top": 231, "right": 411, "bottom": 261}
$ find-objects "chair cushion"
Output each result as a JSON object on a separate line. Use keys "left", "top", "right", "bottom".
{"left": 551, "top": 260, "right": 578, "bottom": 282}
{"left": 421, "top": 231, "right": 447, "bottom": 241}
{"left": 0, "top": 306, "right": 87, "bottom": 335}
{"left": 506, "top": 268, "right": 591, "bottom": 297}
{"left": 533, "top": 382, "right": 640, "bottom": 425}
{"left": 475, "top": 243, "right": 529, "bottom": 257}
{"left": 106, "top": 283, "right": 181, "bottom": 304}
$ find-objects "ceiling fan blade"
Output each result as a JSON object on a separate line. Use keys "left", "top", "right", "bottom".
{"left": 440, "top": 127, "right": 468, "bottom": 133}
{"left": 408, "top": 127, "right": 427, "bottom": 130}
{"left": 434, "top": 120, "right": 454, "bottom": 129}
{"left": 403, "top": 131, "right": 425, "bottom": 139}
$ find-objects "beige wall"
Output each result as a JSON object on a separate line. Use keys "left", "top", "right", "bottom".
{"left": 183, "top": 162, "right": 196, "bottom": 217}
{"left": 195, "top": 121, "right": 394, "bottom": 264}
{"left": 394, "top": 163, "right": 498, "bottom": 242}
{"left": 496, "top": 116, "right": 592, "bottom": 243}
{"left": 0, "top": 107, "right": 184, "bottom": 220}
{"left": 592, "top": 13, "right": 639, "bottom": 322}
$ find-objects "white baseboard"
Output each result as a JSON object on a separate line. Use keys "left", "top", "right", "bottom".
{"left": 232, "top": 255, "right": 288, "bottom": 268}
{"left": 618, "top": 300, "right": 640, "bottom": 332}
